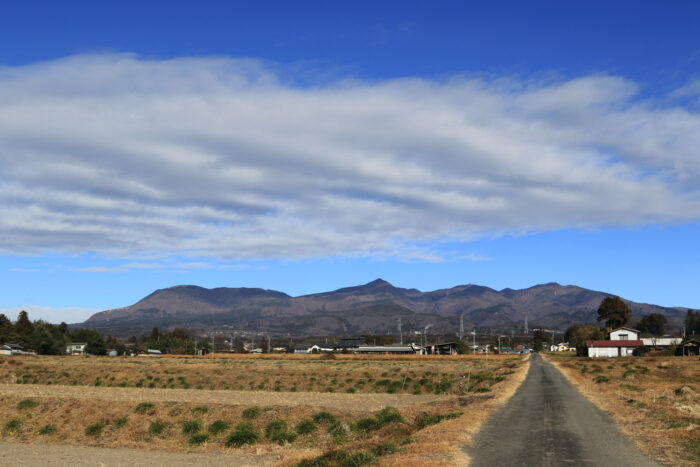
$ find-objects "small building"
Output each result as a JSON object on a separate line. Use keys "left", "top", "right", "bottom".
{"left": 586, "top": 339, "right": 643, "bottom": 357}
{"left": 550, "top": 342, "right": 574, "bottom": 352}
{"left": 107, "top": 349, "right": 118, "bottom": 357}
{"left": 293, "top": 343, "right": 333, "bottom": 354}
{"left": 641, "top": 336, "right": 683, "bottom": 348}
{"left": 682, "top": 338, "right": 700, "bottom": 356}
{"left": 353, "top": 343, "right": 422, "bottom": 354}
{"left": 424, "top": 342, "right": 460, "bottom": 355}
{"left": 66, "top": 343, "right": 87, "bottom": 356}
{"left": 334, "top": 337, "right": 366, "bottom": 352}
{"left": 0, "top": 345, "right": 12, "bottom": 356}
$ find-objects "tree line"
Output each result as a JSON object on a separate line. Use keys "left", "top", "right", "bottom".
{"left": 0, "top": 311, "right": 106, "bottom": 355}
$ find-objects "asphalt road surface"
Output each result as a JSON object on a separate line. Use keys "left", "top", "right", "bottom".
{"left": 467, "top": 353, "right": 660, "bottom": 467}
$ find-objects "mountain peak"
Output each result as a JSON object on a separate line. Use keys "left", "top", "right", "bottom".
{"left": 366, "top": 278, "right": 392, "bottom": 287}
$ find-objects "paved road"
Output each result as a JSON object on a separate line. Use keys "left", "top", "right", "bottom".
{"left": 467, "top": 353, "right": 660, "bottom": 467}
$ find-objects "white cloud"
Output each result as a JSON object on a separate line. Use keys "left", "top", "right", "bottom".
{"left": 0, "top": 54, "right": 699, "bottom": 260}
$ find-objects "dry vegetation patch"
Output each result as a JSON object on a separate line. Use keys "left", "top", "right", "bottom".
{"left": 547, "top": 354, "right": 699, "bottom": 466}
{"left": 0, "top": 353, "right": 529, "bottom": 466}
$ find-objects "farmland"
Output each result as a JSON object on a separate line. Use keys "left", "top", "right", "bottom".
{"left": 547, "top": 354, "right": 700, "bottom": 466}
{"left": 0, "top": 353, "right": 529, "bottom": 466}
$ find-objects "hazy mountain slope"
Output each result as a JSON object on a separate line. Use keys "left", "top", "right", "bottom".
{"left": 82, "top": 279, "right": 690, "bottom": 336}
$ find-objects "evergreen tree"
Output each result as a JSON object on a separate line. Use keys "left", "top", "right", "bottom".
{"left": 15, "top": 310, "right": 33, "bottom": 338}
{"left": 596, "top": 296, "right": 632, "bottom": 329}
{"left": 637, "top": 314, "right": 668, "bottom": 336}
{"left": 684, "top": 309, "right": 699, "bottom": 336}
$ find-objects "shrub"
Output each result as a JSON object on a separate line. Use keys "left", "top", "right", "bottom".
{"left": 191, "top": 406, "right": 208, "bottom": 415}
{"left": 376, "top": 407, "right": 404, "bottom": 425}
{"left": 371, "top": 442, "right": 398, "bottom": 456}
{"left": 327, "top": 421, "right": 346, "bottom": 443}
{"left": 264, "top": 419, "right": 288, "bottom": 438}
{"left": 594, "top": 375, "right": 610, "bottom": 384}
{"left": 85, "top": 422, "right": 104, "bottom": 437}
{"left": 296, "top": 449, "right": 375, "bottom": 467}
{"left": 4, "top": 418, "right": 22, "bottom": 434}
{"left": 295, "top": 419, "right": 316, "bottom": 435}
{"left": 188, "top": 433, "right": 209, "bottom": 445}
{"left": 38, "top": 424, "right": 56, "bottom": 435}
{"left": 16, "top": 398, "right": 39, "bottom": 410}
{"left": 207, "top": 419, "right": 230, "bottom": 435}
{"left": 113, "top": 416, "right": 128, "bottom": 429}
{"left": 242, "top": 406, "right": 261, "bottom": 420}
{"left": 312, "top": 411, "right": 337, "bottom": 424}
{"left": 354, "top": 417, "right": 381, "bottom": 432}
{"left": 474, "top": 387, "right": 491, "bottom": 393}
{"left": 264, "top": 419, "right": 297, "bottom": 444}
{"left": 134, "top": 402, "right": 155, "bottom": 414}
{"left": 225, "top": 426, "right": 258, "bottom": 447}
{"left": 149, "top": 419, "right": 167, "bottom": 436}
{"left": 182, "top": 420, "right": 201, "bottom": 435}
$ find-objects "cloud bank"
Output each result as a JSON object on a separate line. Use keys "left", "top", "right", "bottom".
{"left": 1, "top": 54, "right": 698, "bottom": 260}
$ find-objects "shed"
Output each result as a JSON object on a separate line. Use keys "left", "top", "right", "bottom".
{"left": 682, "top": 338, "right": 700, "bottom": 356}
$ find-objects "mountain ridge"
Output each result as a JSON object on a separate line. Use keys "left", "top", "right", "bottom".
{"left": 82, "top": 279, "right": 690, "bottom": 337}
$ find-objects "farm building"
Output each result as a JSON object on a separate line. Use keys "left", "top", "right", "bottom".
{"left": 334, "top": 337, "right": 366, "bottom": 352}
{"left": 293, "top": 343, "right": 333, "bottom": 354}
{"left": 424, "top": 342, "right": 460, "bottom": 355}
{"left": 66, "top": 342, "right": 87, "bottom": 355}
{"left": 682, "top": 338, "right": 700, "bottom": 356}
{"left": 353, "top": 343, "right": 422, "bottom": 354}
{"left": 0, "top": 345, "right": 12, "bottom": 356}
{"left": 641, "top": 336, "right": 683, "bottom": 348}
{"left": 587, "top": 327, "right": 642, "bottom": 357}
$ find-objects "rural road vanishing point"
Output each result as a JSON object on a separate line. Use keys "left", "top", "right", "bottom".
{"left": 467, "top": 353, "right": 660, "bottom": 467}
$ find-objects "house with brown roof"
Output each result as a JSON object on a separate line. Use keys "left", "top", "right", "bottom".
{"left": 586, "top": 327, "right": 643, "bottom": 357}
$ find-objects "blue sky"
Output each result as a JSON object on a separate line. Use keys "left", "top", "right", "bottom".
{"left": 1, "top": 1, "right": 699, "bottom": 323}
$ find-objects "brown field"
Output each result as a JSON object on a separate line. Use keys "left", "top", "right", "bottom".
{"left": 0, "top": 353, "right": 530, "bottom": 466}
{"left": 0, "top": 353, "right": 515, "bottom": 395}
{"left": 546, "top": 354, "right": 700, "bottom": 466}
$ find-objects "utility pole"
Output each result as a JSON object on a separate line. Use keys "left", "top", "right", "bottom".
{"left": 268, "top": 335, "right": 271, "bottom": 354}
{"left": 398, "top": 318, "right": 402, "bottom": 344}
{"left": 460, "top": 312, "right": 466, "bottom": 341}
{"left": 471, "top": 329, "right": 476, "bottom": 355}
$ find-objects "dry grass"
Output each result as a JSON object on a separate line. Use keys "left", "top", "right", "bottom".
{"left": 546, "top": 354, "right": 700, "bottom": 466}
{"left": 0, "top": 353, "right": 529, "bottom": 466}
{"left": 0, "top": 353, "right": 515, "bottom": 396}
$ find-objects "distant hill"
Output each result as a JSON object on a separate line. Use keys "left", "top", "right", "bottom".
{"left": 81, "top": 279, "right": 690, "bottom": 337}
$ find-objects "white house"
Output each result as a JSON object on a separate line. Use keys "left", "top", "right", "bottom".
{"left": 587, "top": 327, "right": 643, "bottom": 357}
{"left": 609, "top": 327, "right": 641, "bottom": 341}
{"left": 0, "top": 345, "right": 12, "bottom": 356}
{"left": 66, "top": 343, "right": 87, "bottom": 355}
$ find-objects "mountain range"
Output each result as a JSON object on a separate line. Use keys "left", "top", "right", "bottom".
{"left": 81, "top": 279, "right": 690, "bottom": 337}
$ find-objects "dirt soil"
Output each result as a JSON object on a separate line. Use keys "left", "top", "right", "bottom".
{"left": 0, "top": 383, "right": 448, "bottom": 410}
{"left": 0, "top": 439, "right": 276, "bottom": 466}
